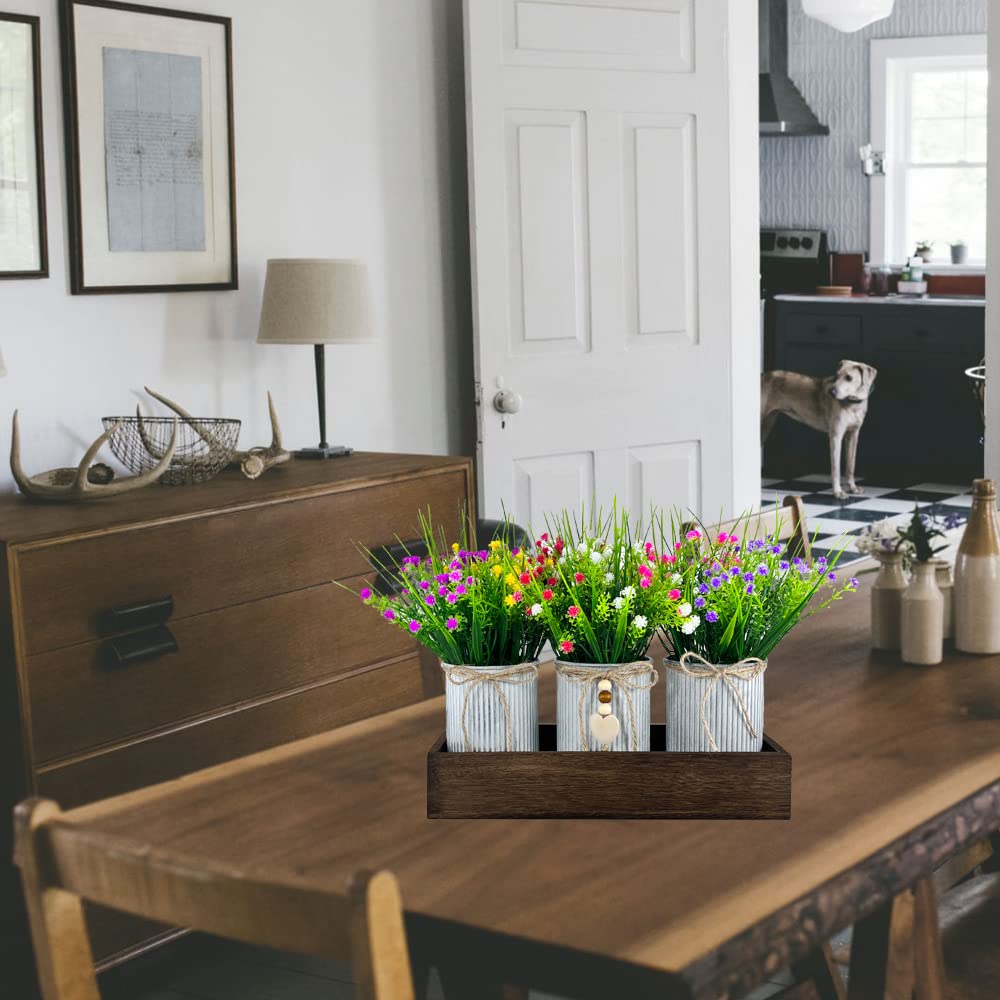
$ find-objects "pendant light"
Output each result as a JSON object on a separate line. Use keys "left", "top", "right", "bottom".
{"left": 801, "top": 0, "right": 894, "bottom": 33}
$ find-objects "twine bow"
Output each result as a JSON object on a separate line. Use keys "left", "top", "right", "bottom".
{"left": 666, "top": 653, "right": 768, "bottom": 752}
{"left": 440, "top": 663, "right": 539, "bottom": 752}
{"left": 555, "top": 661, "right": 658, "bottom": 751}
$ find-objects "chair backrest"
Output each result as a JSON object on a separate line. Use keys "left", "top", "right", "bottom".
{"left": 687, "top": 496, "right": 812, "bottom": 563}
{"left": 14, "top": 798, "right": 415, "bottom": 1000}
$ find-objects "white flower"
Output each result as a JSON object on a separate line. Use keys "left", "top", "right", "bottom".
{"left": 677, "top": 602, "right": 692, "bottom": 618}
{"left": 633, "top": 615, "right": 649, "bottom": 630}
{"left": 577, "top": 541, "right": 589, "bottom": 554}
{"left": 612, "top": 596, "right": 625, "bottom": 610}
{"left": 620, "top": 585, "right": 636, "bottom": 599}
{"left": 601, "top": 548, "right": 613, "bottom": 561}
{"left": 590, "top": 551, "right": 603, "bottom": 564}
{"left": 604, "top": 572, "right": 615, "bottom": 584}
{"left": 530, "top": 603, "right": 543, "bottom": 617}
{"left": 681, "top": 615, "right": 701, "bottom": 635}
{"left": 671, "top": 573, "right": 682, "bottom": 584}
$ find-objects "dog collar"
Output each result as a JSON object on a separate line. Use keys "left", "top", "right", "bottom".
{"left": 838, "top": 396, "right": 865, "bottom": 407}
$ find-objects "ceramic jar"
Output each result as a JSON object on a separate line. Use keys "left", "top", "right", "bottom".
{"left": 555, "top": 659, "right": 655, "bottom": 751}
{"left": 871, "top": 551, "right": 908, "bottom": 651}
{"left": 955, "top": 479, "right": 1000, "bottom": 654}
{"left": 901, "top": 563, "right": 944, "bottom": 666}
{"left": 442, "top": 662, "right": 539, "bottom": 752}
{"left": 665, "top": 657, "right": 766, "bottom": 752}
{"left": 931, "top": 559, "right": 954, "bottom": 639}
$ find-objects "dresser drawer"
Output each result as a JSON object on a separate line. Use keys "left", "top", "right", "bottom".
{"left": 783, "top": 312, "right": 862, "bottom": 347}
{"left": 16, "top": 468, "right": 467, "bottom": 655}
{"left": 867, "top": 313, "right": 984, "bottom": 354}
{"left": 26, "top": 575, "right": 415, "bottom": 764}
{"left": 35, "top": 650, "right": 440, "bottom": 809}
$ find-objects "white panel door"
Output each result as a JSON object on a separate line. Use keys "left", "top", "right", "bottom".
{"left": 466, "top": 0, "right": 760, "bottom": 527}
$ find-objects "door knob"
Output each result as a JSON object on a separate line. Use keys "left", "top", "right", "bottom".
{"left": 493, "top": 389, "right": 522, "bottom": 415}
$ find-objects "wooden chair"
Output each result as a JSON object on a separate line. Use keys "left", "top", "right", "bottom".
{"left": 14, "top": 798, "right": 416, "bottom": 1000}
{"left": 687, "top": 495, "right": 813, "bottom": 564}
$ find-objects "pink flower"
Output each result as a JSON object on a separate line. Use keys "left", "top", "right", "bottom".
{"left": 408, "top": 620, "right": 421, "bottom": 634}
{"left": 640, "top": 577, "right": 651, "bottom": 588}
{"left": 662, "top": 554, "right": 677, "bottom": 564}
{"left": 446, "top": 617, "right": 459, "bottom": 631}
{"left": 383, "top": 609, "right": 396, "bottom": 621}
{"left": 542, "top": 589, "right": 554, "bottom": 601}
{"left": 574, "top": 572, "right": 586, "bottom": 584}
{"left": 686, "top": 530, "right": 702, "bottom": 541}
{"left": 668, "top": 589, "right": 682, "bottom": 601}
{"left": 674, "top": 541, "right": 684, "bottom": 551}
{"left": 567, "top": 605, "right": 580, "bottom": 618}
{"left": 513, "top": 591, "right": 523, "bottom": 603}
{"left": 717, "top": 533, "right": 729, "bottom": 544}
{"left": 360, "top": 587, "right": 373, "bottom": 602}
{"left": 559, "top": 639, "right": 575, "bottom": 654}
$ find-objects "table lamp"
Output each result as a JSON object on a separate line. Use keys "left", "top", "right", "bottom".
{"left": 257, "top": 258, "right": 374, "bottom": 459}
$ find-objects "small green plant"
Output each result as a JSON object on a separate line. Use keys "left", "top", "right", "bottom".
{"left": 896, "top": 506, "right": 949, "bottom": 563}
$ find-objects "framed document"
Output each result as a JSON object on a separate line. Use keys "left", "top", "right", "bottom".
{"left": 60, "top": 0, "right": 237, "bottom": 294}
{"left": 0, "top": 12, "right": 48, "bottom": 279}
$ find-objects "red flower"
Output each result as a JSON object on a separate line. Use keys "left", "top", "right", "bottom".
{"left": 668, "top": 589, "right": 682, "bottom": 601}
{"left": 559, "top": 639, "right": 575, "bottom": 654}
{"left": 542, "top": 588, "right": 554, "bottom": 601}
{"left": 567, "top": 605, "right": 580, "bottom": 618}
{"left": 519, "top": 573, "right": 531, "bottom": 585}
{"left": 547, "top": 577, "right": 558, "bottom": 586}
{"left": 574, "top": 572, "right": 586, "bottom": 584}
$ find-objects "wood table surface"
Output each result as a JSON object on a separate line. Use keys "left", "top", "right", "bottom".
{"left": 52, "top": 571, "right": 1000, "bottom": 999}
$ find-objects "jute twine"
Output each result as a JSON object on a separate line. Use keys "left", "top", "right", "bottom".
{"left": 555, "top": 661, "right": 658, "bottom": 751}
{"left": 665, "top": 652, "right": 767, "bottom": 752}
{"left": 440, "top": 663, "right": 538, "bottom": 751}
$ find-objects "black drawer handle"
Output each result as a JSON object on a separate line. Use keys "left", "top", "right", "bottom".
{"left": 99, "top": 596, "right": 174, "bottom": 637}
{"left": 103, "top": 626, "right": 178, "bottom": 668}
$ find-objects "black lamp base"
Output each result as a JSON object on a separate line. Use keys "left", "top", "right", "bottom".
{"left": 295, "top": 445, "right": 353, "bottom": 460}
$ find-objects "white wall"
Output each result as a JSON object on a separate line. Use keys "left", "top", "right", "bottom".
{"left": 0, "top": 0, "right": 474, "bottom": 492}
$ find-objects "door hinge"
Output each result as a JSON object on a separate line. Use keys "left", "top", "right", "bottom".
{"left": 474, "top": 380, "right": 484, "bottom": 447}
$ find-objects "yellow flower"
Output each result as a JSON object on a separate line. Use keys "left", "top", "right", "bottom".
{"left": 489, "top": 540, "right": 503, "bottom": 552}
{"left": 491, "top": 564, "right": 504, "bottom": 577}
{"left": 452, "top": 542, "right": 460, "bottom": 553}
{"left": 545, "top": 558, "right": 554, "bottom": 568}
{"left": 504, "top": 594, "right": 516, "bottom": 607}
{"left": 505, "top": 573, "right": 518, "bottom": 587}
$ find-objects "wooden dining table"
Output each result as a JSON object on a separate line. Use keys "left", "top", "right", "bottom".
{"left": 44, "top": 570, "right": 1000, "bottom": 1000}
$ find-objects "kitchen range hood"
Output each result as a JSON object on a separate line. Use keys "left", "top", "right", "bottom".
{"left": 760, "top": 0, "right": 829, "bottom": 136}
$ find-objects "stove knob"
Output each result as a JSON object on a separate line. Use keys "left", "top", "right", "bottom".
{"left": 801, "top": 237, "right": 814, "bottom": 250}
{"left": 776, "top": 236, "right": 789, "bottom": 249}
{"left": 789, "top": 237, "right": 801, "bottom": 249}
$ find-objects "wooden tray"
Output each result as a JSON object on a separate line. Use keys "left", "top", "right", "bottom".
{"left": 427, "top": 725, "right": 791, "bottom": 820}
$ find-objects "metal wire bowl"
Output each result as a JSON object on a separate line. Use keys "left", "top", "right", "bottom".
{"left": 101, "top": 416, "right": 242, "bottom": 486}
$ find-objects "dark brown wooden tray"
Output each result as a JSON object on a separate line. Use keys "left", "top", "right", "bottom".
{"left": 427, "top": 724, "right": 791, "bottom": 820}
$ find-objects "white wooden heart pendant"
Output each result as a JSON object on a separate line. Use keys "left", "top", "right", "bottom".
{"left": 589, "top": 711, "right": 620, "bottom": 748}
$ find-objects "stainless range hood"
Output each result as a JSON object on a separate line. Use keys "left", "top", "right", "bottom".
{"left": 760, "top": 0, "right": 829, "bottom": 137}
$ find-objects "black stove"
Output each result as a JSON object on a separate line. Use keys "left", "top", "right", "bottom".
{"left": 760, "top": 228, "right": 830, "bottom": 296}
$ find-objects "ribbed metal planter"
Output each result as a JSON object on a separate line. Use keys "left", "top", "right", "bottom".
{"left": 665, "top": 658, "right": 765, "bottom": 752}
{"left": 442, "top": 662, "right": 538, "bottom": 752}
{"left": 556, "top": 659, "right": 654, "bottom": 752}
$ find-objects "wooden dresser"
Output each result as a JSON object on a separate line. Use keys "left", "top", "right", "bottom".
{"left": 0, "top": 453, "right": 472, "bottom": 973}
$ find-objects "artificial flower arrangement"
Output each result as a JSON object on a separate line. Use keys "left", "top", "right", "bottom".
{"left": 655, "top": 513, "right": 857, "bottom": 752}
{"left": 856, "top": 509, "right": 962, "bottom": 570}
{"left": 522, "top": 508, "right": 689, "bottom": 751}
{"left": 351, "top": 513, "right": 548, "bottom": 751}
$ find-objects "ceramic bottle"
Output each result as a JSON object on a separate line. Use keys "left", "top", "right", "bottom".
{"left": 901, "top": 562, "right": 944, "bottom": 666}
{"left": 955, "top": 479, "right": 1000, "bottom": 654}
{"left": 931, "top": 559, "right": 954, "bottom": 639}
{"left": 871, "top": 551, "right": 907, "bottom": 651}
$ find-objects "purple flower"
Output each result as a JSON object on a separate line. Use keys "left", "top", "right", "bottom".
{"left": 694, "top": 596, "right": 706, "bottom": 609}
{"left": 817, "top": 556, "right": 828, "bottom": 567}
{"left": 828, "top": 572, "right": 837, "bottom": 582}
{"left": 408, "top": 620, "right": 421, "bottom": 634}
{"left": 780, "top": 560, "right": 790, "bottom": 571}
{"left": 383, "top": 609, "right": 396, "bottom": 621}
{"left": 435, "top": 573, "right": 449, "bottom": 585}
{"left": 446, "top": 617, "right": 459, "bottom": 631}
{"left": 757, "top": 564, "right": 769, "bottom": 576}
{"left": 424, "top": 594, "right": 436, "bottom": 606}
{"left": 771, "top": 544, "right": 782, "bottom": 554}
{"left": 446, "top": 593, "right": 459, "bottom": 605}
{"left": 450, "top": 570, "right": 463, "bottom": 583}
{"left": 850, "top": 577, "right": 859, "bottom": 588}
{"left": 746, "top": 583, "right": 755, "bottom": 595}
{"left": 401, "top": 588, "right": 409, "bottom": 597}
{"left": 456, "top": 584, "right": 467, "bottom": 596}
{"left": 438, "top": 585, "right": 449, "bottom": 597}
{"left": 359, "top": 587, "right": 373, "bottom": 602}
{"left": 698, "top": 583, "right": 709, "bottom": 595}
{"left": 418, "top": 580, "right": 431, "bottom": 592}
{"left": 706, "top": 609, "right": 719, "bottom": 623}
{"left": 743, "top": 572, "right": 754, "bottom": 583}
{"left": 711, "top": 577, "right": 722, "bottom": 589}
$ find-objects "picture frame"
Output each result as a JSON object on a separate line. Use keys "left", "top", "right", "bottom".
{"left": 0, "top": 11, "right": 48, "bottom": 279}
{"left": 59, "top": 0, "right": 237, "bottom": 294}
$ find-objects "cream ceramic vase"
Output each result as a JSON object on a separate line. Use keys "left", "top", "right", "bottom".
{"left": 931, "top": 559, "right": 954, "bottom": 639}
{"left": 901, "top": 563, "right": 944, "bottom": 666}
{"left": 871, "top": 551, "right": 907, "bottom": 651}
{"left": 442, "top": 662, "right": 539, "bottom": 752}
{"left": 955, "top": 479, "right": 1000, "bottom": 654}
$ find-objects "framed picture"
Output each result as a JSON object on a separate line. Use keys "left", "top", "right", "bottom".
{"left": 60, "top": 0, "right": 237, "bottom": 294}
{"left": 0, "top": 11, "right": 48, "bottom": 279}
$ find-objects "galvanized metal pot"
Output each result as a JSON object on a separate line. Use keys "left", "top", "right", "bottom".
{"left": 664, "top": 656, "right": 766, "bottom": 752}
{"left": 442, "top": 662, "right": 539, "bottom": 752}
{"left": 555, "top": 659, "right": 655, "bottom": 752}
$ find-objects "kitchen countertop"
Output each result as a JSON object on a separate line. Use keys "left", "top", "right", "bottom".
{"left": 774, "top": 293, "right": 985, "bottom": 307}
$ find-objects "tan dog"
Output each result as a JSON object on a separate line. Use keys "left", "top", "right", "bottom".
{"left": 761, "top": 360, "right": 878, "bottom": 499}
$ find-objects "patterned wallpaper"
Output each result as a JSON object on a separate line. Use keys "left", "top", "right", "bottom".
{"left": 759, "top": 0, "right": 987, "bottom": 258}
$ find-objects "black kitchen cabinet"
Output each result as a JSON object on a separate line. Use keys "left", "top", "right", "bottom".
{"left": 763, "top": 299, "right": 983, "bottom": 484}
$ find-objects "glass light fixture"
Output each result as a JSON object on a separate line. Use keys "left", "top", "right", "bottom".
{"left": 801, "top": 0, "right": 894, "bottom": 33}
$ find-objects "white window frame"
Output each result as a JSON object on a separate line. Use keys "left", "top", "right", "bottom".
{"left": 870, "top": 34, "right": 987, "bottom": 270}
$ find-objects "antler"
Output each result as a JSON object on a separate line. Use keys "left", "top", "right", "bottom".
{"left": 144, "top": 386, "right": 231, "bottom": 464}
{"left": 11, "top": 412, "right": 179, "bottom": 502}
{"left": 239, "top": 391, "right": 290, "bottom": 479}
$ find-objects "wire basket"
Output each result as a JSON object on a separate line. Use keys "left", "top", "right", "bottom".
{"left": 101, "top": 416, "right": 242, "bottom": 486}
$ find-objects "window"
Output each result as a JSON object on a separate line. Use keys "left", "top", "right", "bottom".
{"left": 871, "top": 35, "right": 988, "bottom": 267}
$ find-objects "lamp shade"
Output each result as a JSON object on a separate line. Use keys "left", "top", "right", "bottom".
{"left": 801, "top": 0, "right": 894, "bottom": 33}
{"left": 257, "top": 259, "right": 374, "bottom": 346}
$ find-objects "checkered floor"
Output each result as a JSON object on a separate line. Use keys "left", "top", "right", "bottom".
{"left": 762, "top": 475, "right": 973, "bottom": 566}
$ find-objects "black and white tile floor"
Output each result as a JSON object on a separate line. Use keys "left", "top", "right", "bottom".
{"left": 762, "top": 475, "right": 973, "bottom": 567}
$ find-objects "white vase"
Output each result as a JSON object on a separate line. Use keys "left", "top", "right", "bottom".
{"left": 665, "top": 658, "right": 765, "bottom": 752}
{"left": 901, "top": 563, "right": 944, "bottom": 666}
{"left": 954, "top": 479, "right": 1000, "bottom": 654}
{"left": 931, "top": 559, "right": 954, "bottom": 639}
{"left": 556, "top": 659, "right": 654, "bottom": 752}
{"left": 442, "top": 662, "right": 538, "bottom": 752}
{"left": 871, "top": 551, "right": 907, "bottom": 651}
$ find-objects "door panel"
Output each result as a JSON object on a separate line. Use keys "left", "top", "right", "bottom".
{"left": 467, "top": 0, "right": 759, "bottom": 524}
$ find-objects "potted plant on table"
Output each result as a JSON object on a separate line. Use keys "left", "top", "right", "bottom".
{"left": 352, "top": 514, "right": 548, "bottom": 751}
{"left": 915, "top": 240, "right": 934, "bottom": 263}
{"left": 523, "top": 508, "right": 690, "bottom": 752}
{"left": 897, "top": 507, "right": 949, "bottom": 666}
{"left": 658, "top": 514, "right": 857, "bottom": 752}
{"left": 951, "top": 240, "right": 969, "bottom": 265}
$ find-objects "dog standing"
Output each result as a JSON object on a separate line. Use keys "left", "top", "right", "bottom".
{"left": 761, "top": 360, "right": 878, "bottom": 499}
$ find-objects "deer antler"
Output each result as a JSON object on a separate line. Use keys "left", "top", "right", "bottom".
{"left": 240, "top": 392, "right": 290, "bottom": 479}
{"left": 143, "top": 386, "right": 231, "bottom": 464}
{"left": 11, "top": 412, "right": 179, "bottom": 502}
